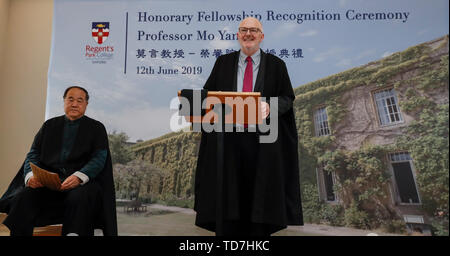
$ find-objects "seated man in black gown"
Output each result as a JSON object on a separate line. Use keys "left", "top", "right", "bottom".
{"left": 0, "top": 86, "right": 117, "bottom": 236}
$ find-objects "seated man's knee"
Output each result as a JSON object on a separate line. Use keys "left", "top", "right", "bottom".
{"left": 16, "top": 187, "right": 46, "bottom": 202}
{"left": 64, "top": 183, "right": 100, "bottom": 206}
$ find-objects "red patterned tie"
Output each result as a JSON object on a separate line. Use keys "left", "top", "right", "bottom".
{"left": 242, "top": 56, "right": 252, "bottom": 128}
{"left": 242, "top": 56, "right": 253, "bottom": 92}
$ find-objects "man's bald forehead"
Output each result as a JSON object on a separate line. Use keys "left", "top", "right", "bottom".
{"left": 239, "top": 17, "right": 263, "bottom": 31}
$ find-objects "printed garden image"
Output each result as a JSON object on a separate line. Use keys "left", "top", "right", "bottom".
{"left": 110, "top": 36, "right": 449, "bottom": 236}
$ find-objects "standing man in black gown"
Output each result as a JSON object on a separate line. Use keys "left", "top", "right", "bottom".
{"left": 194, "top": 17, "right": 303, "bottom": 236}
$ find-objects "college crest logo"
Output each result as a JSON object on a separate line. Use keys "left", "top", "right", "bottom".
{"left": 92, "top": 22, "right": 110, "bottom": 44}
{"left": 86, "top": 21, "right": 114, "bottom": 64}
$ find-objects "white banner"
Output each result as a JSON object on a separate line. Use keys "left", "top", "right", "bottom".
{"left": 48, "top": 0, "right": 448, "bottom": 142}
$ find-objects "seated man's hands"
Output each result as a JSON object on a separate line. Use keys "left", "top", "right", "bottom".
{"left": 27, "top": 176, "right": 43, "bottom": 189}
{"left": 61, "top": 175, "right": 82, "bottom": 191}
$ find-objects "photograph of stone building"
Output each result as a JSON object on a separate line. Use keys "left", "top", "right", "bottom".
{"left": 295, "top": 35, "right": 448, "bottom": 235}
{"left": 112, "top": 35, "right": 448, "bottom": 236}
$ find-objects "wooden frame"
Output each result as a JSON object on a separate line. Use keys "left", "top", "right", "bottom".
{"left": 178, "top": 90, "right": 262, "bottom": 125}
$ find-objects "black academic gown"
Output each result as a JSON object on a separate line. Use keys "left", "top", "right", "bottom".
{"left": 194, "top": 50, "right": 303, "bottom": 234}
{"left": 0, "top": 115, "right": 117, "bottom": 236}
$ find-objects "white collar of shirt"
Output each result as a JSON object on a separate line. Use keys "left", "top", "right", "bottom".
{"left": 239, "top": 49, "right": 261, "bottom": 65}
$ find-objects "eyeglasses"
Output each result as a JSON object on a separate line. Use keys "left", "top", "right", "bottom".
{"left": 65, "top": 97, "right": 86, "bottom": 104}
{"left": 238, "top": 27, "right": 261, "bottom": 35}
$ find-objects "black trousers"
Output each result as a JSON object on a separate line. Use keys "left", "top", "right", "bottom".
{"left": 221, "top": 221, "right": 274, "bottom": 236}
{"left": 3, "top": 181, "right": 101, "bottom": 236}
{"left": 219, "top": 132, "right": 272, "bottom": 236}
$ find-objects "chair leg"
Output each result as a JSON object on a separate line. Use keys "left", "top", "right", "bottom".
{"left": 0, "top": 213, "right": 10, "bottom": 236}
{"left": 33, "top": 224, "right": 63, "bottom": 236}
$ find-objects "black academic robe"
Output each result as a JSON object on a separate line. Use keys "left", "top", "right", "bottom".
{"left": 194, "top": 50, "right": 303, "bottom": 234}
{"left": 0, "top": 115, "right": 117, "bottom": 236}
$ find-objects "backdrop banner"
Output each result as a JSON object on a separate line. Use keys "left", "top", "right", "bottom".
{"left": 48, "top": 0, "right": 447, "bottom": 141}
{"left": 47, "top": 0, "right": 449, "bottom": 237}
